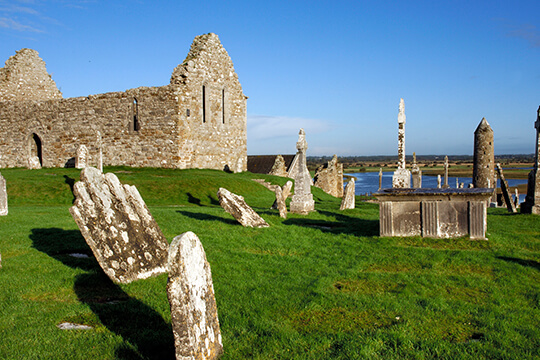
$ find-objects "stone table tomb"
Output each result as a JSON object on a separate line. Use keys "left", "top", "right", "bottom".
{"left": 373, "top": 188, "right": 494, "bottom": 240}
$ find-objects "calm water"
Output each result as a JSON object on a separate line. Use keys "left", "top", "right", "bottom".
{"left": 346, "top": 171, "right": 528, "bottom": 202}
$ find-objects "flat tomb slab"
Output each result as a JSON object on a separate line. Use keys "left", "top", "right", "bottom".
{"left": 374, "top": 188, "right": 494, "bottom": 240}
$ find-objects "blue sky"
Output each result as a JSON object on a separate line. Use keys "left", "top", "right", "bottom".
{"left": 1, "top": 0, "right": 539, "bottom": 156}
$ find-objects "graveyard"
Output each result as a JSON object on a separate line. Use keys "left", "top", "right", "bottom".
{"left": 1, "top": 166, "right": 539, "bottom": 359}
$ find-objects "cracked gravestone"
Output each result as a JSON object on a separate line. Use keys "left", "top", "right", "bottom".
{"left": 217, "top": 188, "right": 269, "bottom": 228}
{"left": 167, "top": 231, "right": 223, "bottom": 360}
{"left": 69, "top": 166, "right": 169, "bottom": 283}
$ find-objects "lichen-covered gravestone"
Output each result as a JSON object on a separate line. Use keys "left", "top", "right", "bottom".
{"left": 290, "top": 129, "right": 315, "bottom": 214}
{"left": 217, "top": 188, "right": 269, "bottom": 228}
{"left": 69, "top": 167, "right": 169, "bottom": 283}
{"left": 167, "top": 232, "right": 223, "bottom": 360}
{"left": 0, "top": 172, "right": 7, "bottom": 216}
{"left": 340, "top": 180, "right": 355, "bottom": 210}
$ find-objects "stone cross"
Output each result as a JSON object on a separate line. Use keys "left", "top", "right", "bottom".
{"left": 442, "top": 156, "right": 450, "bottom": 189}
{"left": 0, "top": 172, "right": 7, "bottom": 216}
{"left": 167, "top": 231, "right": 223, "bottom": 360}
{"left": 397, "top": 98, "right": 406, "bottom": 170}
{"left": 521, "top": 105, "right": 540, "bottom": 214}
{"left": 496, "top": 163, "right": 517, "bottom": 213}
{"left": 75, "top": 144, "right": 88, "bottom": 169}
{"left": 290, "top": 129, "right": 315, "bottom": 214}
{"left": 392, "top": 99, "right": 411, "bottom": 188}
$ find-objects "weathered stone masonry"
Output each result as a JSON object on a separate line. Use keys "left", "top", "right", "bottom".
{"left": 0, "top": 33, "right": 247, "bottom": 171}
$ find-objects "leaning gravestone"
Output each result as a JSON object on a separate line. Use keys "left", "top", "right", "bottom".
{"left": 271, "top": 180, "right": 292, "bottom": 209}
{"left": 167, "top": 231, "right": 223, "bottom": 360}
{"left": 496, "top": 163, "right": 517, "bottom": 213}
{"left": 340, "top": 180, "right": 355, "bottom": 210}
{"left": 69, "top": 167, "right": 169, "bottom": 283}
{"left": 0, "top": 172, "right": 7, "bottom": 216}
{"left": 217, "top": 188, "right": 269, "bottom": 228}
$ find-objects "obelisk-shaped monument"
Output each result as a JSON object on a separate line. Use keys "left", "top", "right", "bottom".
{"left": 392, "top": 98, "right": 411, "bottom": 188}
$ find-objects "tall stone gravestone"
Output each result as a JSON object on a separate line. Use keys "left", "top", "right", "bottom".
{"left": 69, "top": 166, "right": 169, "bottom": 283}
{"left": 442, "top": 156, "right": 450, "bottom": 189}
{"left": 411, "top": 152, "right": 422, "bottom": 188}
{"left": 340, "top": 180, "right": 355, "bottom": 210}
{"left": 473, "top": 118, "right": 495, "bottom": 189}
{"left": 290, "top": 129, "right": 315, "bottom": 214}
{"left": 0, "top": 172, "right": 7, "bottom": 216}
{"left": 392, "top": 98, "right": 411, "bottom": 188}
{"left": 522, "top": 106, "right": 540, "bottom": 214}
{"left": 167, "top": 231, "right": 223, "bottom": 360}
{"left": 75, "top": 144, "right": 88, "bottom": 169}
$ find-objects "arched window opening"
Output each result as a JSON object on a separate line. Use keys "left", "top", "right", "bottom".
{"left": 132, "top": 98, "right": 140, "bottom": 132}
{"left": 222, "top": 88, "right": 225, "bottom": 124}
{"left": 202, "top": 85, "right": 207, "bottom": 123}
{"left": 30, "top": 133, "right": 43, "bottom": 166}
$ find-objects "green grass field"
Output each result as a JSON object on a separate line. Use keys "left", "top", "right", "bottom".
{"left": 0, "top": 167, "right": 539, "bottom": 359}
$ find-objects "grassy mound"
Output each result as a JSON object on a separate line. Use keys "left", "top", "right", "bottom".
{"left": 0, "top": 167, "right": 539, "bottom": 359}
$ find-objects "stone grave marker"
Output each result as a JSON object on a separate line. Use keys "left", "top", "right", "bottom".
{"left": 0, "top": 172, "right": 7, "bottom": 216}
{"left": 290, "top": 129, "right": 315, "bottom": 214}
{"left": 313, "top": 154, "right": 344, "bottom": 198}
{"left": 392, "top": 98, "right": 411, "bottom": 188}
{"left": 496, "top": 163, "right": 517, "bottom": 213}
{"left": 522, "top": 105, "right": 540, "bottom": 214}
{"left": 217, "top": 188, "right": 269, "bottom": 228}
{"left": 340, "top": 180, "right": 355, "bottom": 210}
{"left": 274, "top": 186, "right": 287, "bottom": 219}
{"left": 75, "top": 144, "right": 88, "bottom": 169}
{"left": 167, "top": 231, "right": 223, "bottom": 360}
{"left": 69, "top": 166, "right": 169, "bottom": 283}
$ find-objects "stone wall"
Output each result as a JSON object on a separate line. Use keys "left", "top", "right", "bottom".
{"left": 170, "top": 33, "right": 247, "bottom": 172}
{"left": 0, "top": 33, "right": 247, "bottom": 171}
{"left": 0, "top": 48, "right": 62, "bottom": 102}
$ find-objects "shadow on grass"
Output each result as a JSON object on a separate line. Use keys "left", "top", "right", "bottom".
{"left": 63, "top": 175, "right": 76, "bottom": 204}
{"left": 498, "top": 256, "right": 540, "bottom": 271}
{"left": 30, "top": 227, "right": 175, "bottom": 360}
{"left": 283, "top": 210, "right": 379, "bottom": 237}
{"left": 176, "top": 209, "right": 238, "bottom": 225}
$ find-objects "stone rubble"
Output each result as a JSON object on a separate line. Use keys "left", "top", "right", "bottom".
{"left": 0, "top": 172, "right": 7, "bottom": 216}
{"left": 289, "top": 129, "right": 315, "bottom": 214}
{"left": 217, "top": 187, "right": 269, "bottom": 228}
{"left": 28, "top": 156, "right": 41, "bottom": 170}
{"left": 340, "top": 180, "right": 355, "bottom": 210}
{"left": 69, "top": 166, "right": 170, "bottom": 283}
{"left": 313, "top": 154, "right": 344, "bottom": 198}
{"left": 167, "top": 232, "right": 223, "bottom": 360}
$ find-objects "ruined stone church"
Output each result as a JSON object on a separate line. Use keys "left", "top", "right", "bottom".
{"left": 0, "top": 33, "right": 247, "bottom": 171}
